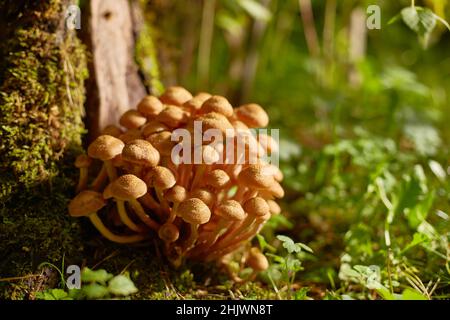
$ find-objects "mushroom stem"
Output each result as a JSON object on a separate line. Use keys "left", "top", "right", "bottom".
{"left": 154, "top": 186, "right": 169, "bottom": 212}
{"left": 190, "top": 164, "right": 206, "bottom": 190}
{"left": 88, "top": 214, "right": 148, "bottom": 244}
{"left": 116, "top": 200, "right": 147, "bottom": 232}
{"left": 91, "top": 165, "right": 107, "bottom": 191}
{"left": 128, "top": 198, "right": 161, "bottom": 231}
{"left": 205, "top": 223, "right": 263, "bottom": 261}
{"left": 104, "top": 160, "right": 118, "bottom": 181}
{"left": 167, "top": 202, "right": 179, "bottom": 223}
{"left": 232, "top": 186, "right": 248, "bottom": 202}
{"left": 208, "top": 217, "right": 254, "bottom": 252}
{"left": 76, "top": 167, "right": 89, "bottom": 193}
{"left": 182, "top": 224, "right": 199, "bottom": 253}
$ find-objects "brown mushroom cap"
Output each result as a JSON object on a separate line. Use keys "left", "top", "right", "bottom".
{"left": 119, "top": 110, "right": 147, "bottom": 129}
{"left": 156, "top": 105, "right": 187, "bottom": 128}
{"left": 190, "top": 188, "right": 216, "bottom": 207}
{"left": 141, "top": 120, "right": 169, "bottom": 137}
{"left": 259, "top": 181, "right": 284, "bottom": 199}
{"left": 238, "top": 164, "right": 275, "bottom": 189}
{"left": 107, "top": 174, "right": 147, "bottom": 200}
{"left": 146, "top": 131, "right": 175, "bottom": 156}
{"left": 160, "top": 86, "right": 193, "bottom": 106}
{"left": 204, "top": 169, "right": 230, "bottom": 189}
{"left": 199, "top": 95, "right": 234, "bottom": 117}
{"left": 267, "top": 199, "right": 281, "bottom": 215}
{"left": 88, "top": 135, "right": 125, "bottom": 161}
{"left": 68, "top": 190, "right": 106, "bottom": 217}
{"left": 102, "top": 125, "right": 123, "bottom": 137}
{"left": 243, "top": 197, "right": 270, "bottom": 217}
{"left": 235, "top": 103, "right": 269, "bottom": 128}
{"left": 195, "top": 112, "right": 234, "bottom": 134}
{"left": 118, "top": 128, "right": 142, "bottom": 143}
{"left": 246, "top": 247, "right": 269, "bottom": 271}
{"left": 183, "top": 92, "right": 212, "bottom": 112}
{"left": 178, "top": 198, "right": 211, "bottom": 225}
{"left": 75, "top": 154, "right": 92, "bottom": 168}
{"left": 158, "top": 223, "right": 180, "bottom": 243}
{"left": 137, "top": 96, "right": 164, "bottom": 117}
{"left": 147, "top": 166, "right": 176, "bottom": 190}
{"left": 164, "top": 185, "right": 187, "bottom": 203}
{"left": 122, "top": 139, "right": 160, "bottom": 167}
{"left": 200, "top": 145, "right": 220, "bottom": 164}
{"left": 214, "top": 200, "right": 246, "bottom": 221}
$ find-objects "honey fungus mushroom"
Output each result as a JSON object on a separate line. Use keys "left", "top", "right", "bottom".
{"left": 246, "top": 247, "right": 269, "bottom": 272}
{"left": 69, "top": 191, "right": 147, "bottom": 243}
{"left": 70, "top": 85, "right": 285, "bottom": 267}
{"left": 104, "top": 174, "right": 160, "bottom": 231}
{"left": 87, "top": 135, "right": 125, "bottom": 181}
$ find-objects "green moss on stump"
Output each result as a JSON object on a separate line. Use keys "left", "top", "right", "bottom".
{"left": 0, "top": 0, "right": 88, "bottom": 290}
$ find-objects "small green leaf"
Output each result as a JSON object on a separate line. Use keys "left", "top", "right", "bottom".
{"left": 108, "top": 275, "right": 138, "bottom": 296}
{"left": 277, "top": 235, "right": 300, "bottom": 254}
{"left": 51, "top": 289, "right": 68, "bottom": 300}
{"left": 401, "top": 7, "right": 436, "bottom": 36}
{"left": 82, "top": 283, "right": 109, "bottom": 299}
{"left": 401, "top": 288, "right": 428, "bottom": 300}
{"left": 81, "top": 267, "right": 113, "bottom": 284}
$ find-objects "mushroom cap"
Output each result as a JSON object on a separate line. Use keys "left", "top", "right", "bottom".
{"left": 146, "top": 131, "right": 175, "bottom": 156}
{"left": 156, "top": 105, "right": 187, "bottom": 128}
{"left": 158, "top": 223, "right": 180, "bottom": 243}
{"left": 267, "top": 199, "right": 281, "bottom": 215}
{"left": 259, "top": 181, "right": 284, "bottom": 199}
{"left": 204, "top": 169, "right": 230, "bottom": 189}
{"left": 118, "top": 128, "right": 142, "bottom": 143}
{"left": 107, "top": 174, "right": 147, "bottom": 200}
{"left": 141, "top": 120, "right": 169, "bottom": 137}
{"left": 243, "top": 197, "right": 270, "bottom": 217}
{"left": 235, "top": 103, "right": 269, "bottom": 128}
{"left": 194, "top": 112, "right": 234, "bottom": 134}
{"left": 214, "top": 200, "right": 245, "bottom": 221}
{"left": 159, "top": 86, "right": 193, "bottom": 106}
{"left": 199, "top": 95, "right": 234, "bottom": 117}
{"left": 102, "top": 125, "right": 123, "bottom": 137}
{"left": 246, "top": 247, "right": 269, "bottom": 271}
{"left": 190, "top": 188, "right": 216, "bottom": 207}
{"left": 137, "top": 95, "right": 164, "bottom": 117}
{"left": 238, "top": 164, "right": 275, "bottom": 189}
{"left": 119, "top": 110, "right": 147, "bottom": 129}
{"left": 68, "top": 190, "right": 106, "bottom": 217}
{"left": 75, "top": 154, "right": 92, "bottom": 168}
{"left": 147, "top": 166, "right": 176, "bottom": 190}
{"left": 164, "top": 185, "right": 187, "bottom": 203}
{"left": 183, "top": 92, "right": 212, "bottom": 112}
{"left": 122, "top": 139, "right": 160, "bottom": 167}
{"left": 200, "top": 145, "right": 220, "bottom": 164}
{"left": 87, "top": 135, "right": 125, "bottom": 161}
{"left": 178, "top": 198, "right": 211, "bottom": 225}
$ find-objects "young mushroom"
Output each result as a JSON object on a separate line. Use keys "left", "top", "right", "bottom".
{"left": 246, "top": 247, "right": 269, "bottom": 279}
{"left": 178, "top": 198, "right": 211, "bottom": 252}
{"left": 198, "top": 95, "right": 234, "bottom": 117}
{"left": 87, "top": 135, "right": 125, "bottom": 181}
{"left": 159, "top": 86, "right": 193, "bottom": 106}
{"left": 69, "top": 190, "right": 147, "bottom": 243}
{"left": 164, "top": 185, "right": 188, "bottom": 223}
{"left": 104, "top": 174, "right": 160, "bottom": 231}
{"left": 144, "top": 166, "right": 176, "bottom": 213}
{"left": 122, "top": 139, "right": 160, "bottom": 176}
{"left": 234, "top": 103, "right": 269, "bottom": 128}
{"left": 75, "top": 154, "right": 92, "bottom": 193}
{"left": 119, "top": 110, "right": 147, "bottom": 130}
{"left": 137, "top": 95, "right": 164, "bottom": 118}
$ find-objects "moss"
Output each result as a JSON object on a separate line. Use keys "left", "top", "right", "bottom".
{"left": 0, "top": 0, "right": 88, "bottom": 297}
{"left": 135, "top": 0, "right": 164, "bottom": 95}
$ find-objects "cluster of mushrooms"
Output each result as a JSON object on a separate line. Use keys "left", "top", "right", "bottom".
{"left": 69, "top": 86, "right": 284, "bottom": 271}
